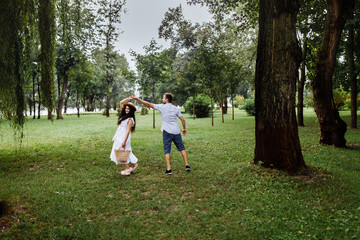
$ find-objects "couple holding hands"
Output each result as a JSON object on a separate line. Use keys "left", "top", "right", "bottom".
{"left": 110, "top": 93, "right": 191, "bottom": 176}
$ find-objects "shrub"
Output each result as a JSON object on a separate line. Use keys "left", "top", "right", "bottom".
{"left": 184, "top": 94, "right": 211, "bottom": 118}
{"left": 333, "top": 85, "right": 350, "bottom": 110}
{"left": 304, "top": 94, "right": 314, "bottom": 108}
{"left": 141, "top": 107, "right": 149, "bottom": 115}
{"left": 243, "top": 98, "right": 255, "bottom": 116}
{"left": 235, "top": 95, "right": 245, "bottom": 109}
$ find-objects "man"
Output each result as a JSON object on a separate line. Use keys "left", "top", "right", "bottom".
{"left": 131, "top": 93, "right": 190, "bottom": 175}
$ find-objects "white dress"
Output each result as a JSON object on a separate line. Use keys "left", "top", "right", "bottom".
{"left": 110, "top": 117, "right": 138, "bottom": 165}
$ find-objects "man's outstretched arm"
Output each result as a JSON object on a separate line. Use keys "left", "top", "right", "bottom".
{"left": 130, "top": 96, "right": 154, "bottom": 108}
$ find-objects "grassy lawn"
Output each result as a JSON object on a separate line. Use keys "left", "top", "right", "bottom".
{"left": 1, "top": 108, "right": 359, "bottom": 239}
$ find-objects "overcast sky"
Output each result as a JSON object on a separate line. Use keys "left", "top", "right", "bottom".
{"left": 114, "top": 0, "right": 212, "bottom": 70}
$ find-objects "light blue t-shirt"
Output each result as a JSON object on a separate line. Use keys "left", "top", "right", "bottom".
{"left": 153, "top": 103, "right": 182, "bottom": 134}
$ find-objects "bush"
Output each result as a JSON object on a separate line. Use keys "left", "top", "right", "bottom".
{"left": 141, "top": 107, "right": 149, "bottom": 115}
{"left": 333, "top": 85, "right": 350, "bottom": 110}
{"left": 304, "top": 94, "right": 314, "bottom": 108}
{"left": 184, "top": 94, "right": 211, "bottom": 118}
{"left": 242, "top": 98, "right": 255, "bottom": 116}
{"left": 235, "top": 95, "right": 245, "bottom": 109}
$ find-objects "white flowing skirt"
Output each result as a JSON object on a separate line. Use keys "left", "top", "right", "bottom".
{"left": 110, "top": 126, "right": 138, "bottom": 165}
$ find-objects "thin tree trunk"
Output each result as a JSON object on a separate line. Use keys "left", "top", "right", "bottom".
{"left": 298, "top": 33, "right": 307, "bottom": 127}
{"left": 76, "top": 90, "right": 80, "bottom": 118}
{"left": 219, "top": 91, "right": 224, "bottom": 123}
{"left": 105, "top": 79, "right": 110, "bottom": 117}
{"left": 232, "top": 97, "right": 234, "bottom": 120}
{"left": 64, "top": 89, "right": 70, "bottom": 113}
{"left": 223, "top": 95, "right": 228, "bottom": 114}
{"left": 192, "top": 95, "right": 195, "bottom": 120}
{"left": 57, "top": 74, "right": 68, "bottom": 119}
{"left": 254, "top": 0, "right": 305, "bottom": 174}
{"left": 48, "top": 109, "right": 52, "bottom": 120}
{"left": 33, "top": 71, "right": 36, "bottom": 119}
{"left": 91, "top": 97, "right": 95, "bottom": 112}
{"left": 311, "top": 0, "right": 353, "bottom": 147}
{"left": 210, "top": 92, "right": 213, "bottom": 127}
{"left": 347, "top": 19, "right": 357, "bottom": 129}
{"left": 37, "top": 76, "right": 41, "bottom": 119}
{"left": 153, "top": 88, "right": 156, "bottom": 129}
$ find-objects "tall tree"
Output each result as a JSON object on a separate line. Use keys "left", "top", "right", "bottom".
{"left": 311, "top": 0, "right": 354, "bottom": 147}
{"left": 345, "top": 5, "right": 360, "bottom": 129}
{"left": 0, "top": 0, "right": 36, "bottom": 132}
{"left": 39, "top": 0, "right": 57, "bottom": 120}
{"left": 97, "top": 0, "right": 126, "bottom": 117}
{"left": 131, "top": 40, "right": 168, "bottom": 128}
{"left": 254, "top": 0, "right": 306, "bottom": 173}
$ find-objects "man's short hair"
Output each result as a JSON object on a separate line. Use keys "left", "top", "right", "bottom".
{"left": 164, "top": 93, "right": 173, "bottom": 103}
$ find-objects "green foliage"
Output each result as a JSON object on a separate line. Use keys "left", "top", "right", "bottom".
{"left": 243, "top": 98, "right": 255, "bottom": 116}
{"left": 131, "top": 40, "right": 168, "bottom": 101}
{"left": 141, "top": 107, "right": 149, "bottom": 115}
{"left": 0, "top": 0, "right": 36, "bottom": 132}
{"left": 39, "top": 0, "right": 57, "bottom": 117}
{"left": 304, "top": 94, "right": 315, "bottom": 108}
{"left": 333, "top": 85, "right": 351, "bottom": 110}
{"left": 235, "top": 95, "right": 245, "bottom": 109}
{"left": 184, "top": 94, "right": 211, "bottom": 118}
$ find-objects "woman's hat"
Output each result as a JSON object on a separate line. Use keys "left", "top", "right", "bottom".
{"left": 123, "top": 102, "right": 137, "bottom": 111}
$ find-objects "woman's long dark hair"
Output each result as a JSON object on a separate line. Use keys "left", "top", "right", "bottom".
{"left": 117, "top": 105, "right": 136, "bottom": 132}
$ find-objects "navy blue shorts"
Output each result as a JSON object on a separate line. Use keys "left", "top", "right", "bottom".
{"left": 163, "top": 130, "right": 185, "bottom": 154}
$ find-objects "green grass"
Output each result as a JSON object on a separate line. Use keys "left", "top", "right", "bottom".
{"left": 1, "top": 109, "right": 359, "bottom": 239}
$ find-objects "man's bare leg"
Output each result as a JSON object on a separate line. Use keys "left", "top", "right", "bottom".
{"left": 165, "top": 153, "right": 171, "bottom": 170}
{"left": 181, "top": 150, "right": 189, "bottom": 166}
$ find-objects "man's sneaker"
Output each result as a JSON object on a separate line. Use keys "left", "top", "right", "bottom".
{"left": 164, "top": 169, "right": 172, "bottom": 175}
{"left": 129, "top": 163, "right": 138, "bottom": 173}
{"left": 121, "top": 169, "right": 131, "bottom": 176}
{"left": 185, "top": 165, "right": 191, "bottom": 171}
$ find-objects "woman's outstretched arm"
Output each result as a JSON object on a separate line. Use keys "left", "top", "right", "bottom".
{"left": 120, "top": 97, "right": 132, "bottom": 109}
{"left": 130, "top": 96, "right": 154, "bottom": 108}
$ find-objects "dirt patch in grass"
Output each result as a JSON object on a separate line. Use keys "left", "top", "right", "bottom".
{"left": 293, "top": 166, "right": 332, "bottom": 182}
{"left": 0, "top": 200, "right": 27, "bottom": 233}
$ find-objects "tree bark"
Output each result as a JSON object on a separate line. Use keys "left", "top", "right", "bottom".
{"left": 254, "top": 0, "right": 306, "bottom": 174}
{"left": 232, "top": 97, "right": 234, "bottom": 120}
{"left": 64, "top": 89, "right": 70, "bottom": 113}
{"left": 105, "top": 80, "right": 110, "bottom": 117}
{"left": 192, "top": 95, "right": 195, "bottom": 120}
{"left": 37, "top": 76, "right": 41, "bottom": 119}
{"left": 297, "top": 33, "right": 307, "bottom": 127}
{"left": 347, "top": 18, "right": 357, "bottom": 129}
{"left": 33, "top": 71, "right": 36, "bottom": 119}
{"left": 57, "top": 74, "right": 68, "bottom": 119}
{"left": 311, "top": 0, "right": 354, "bottom": 147}
{"left": 219, "top": 91, "right": 224, "bottom": 123}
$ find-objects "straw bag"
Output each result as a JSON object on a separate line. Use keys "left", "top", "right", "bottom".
{"left": 114, "top": 149, "right": 131, "bottom": 162}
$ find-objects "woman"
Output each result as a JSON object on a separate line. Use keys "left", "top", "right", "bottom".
{"left": 110, "top": 97, "right": 138, "bottom": 176}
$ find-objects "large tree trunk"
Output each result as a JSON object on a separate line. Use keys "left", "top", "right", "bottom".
{"left": 311, "top": 0, "right": 353, "bottom": 147}
{"left": 56, "top": 74, "right": 68, "bottom": 119}
{"left": 254, "top": 0, "right": 306, "bottom": 174}
{"left": 297, "top": 33, "right": 307, "bottom": 127}
{"left": 347, "top": 18, "right": 357, "bottom": 129}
